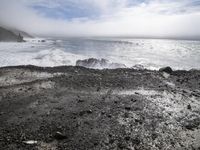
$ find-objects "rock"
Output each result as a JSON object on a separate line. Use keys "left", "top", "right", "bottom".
{"left": 159, "top": 66, "right": 173, "bottom": 74}
{"left": 0, "top": 27, "right": 25, "bottom": 42}
{"left": 76, "top": 58, "right": 126, "bottom": 69}
{"left": 132, "top": 64, "right": 145, "bottom": 70}
{"left": 114, "top": 100, "right": 118, "bottom": 104}
{"left": 79, "top": 109, "right": 93, "bottom": 116}
{"left": 124, "top": 112, "right": 129, "bottom": 118}
{"left": 125, "top": 106, "right": 131, "bottom": 111}
{"left": 54, "top": 131, "right": 67, "bottom": 140}
{"left": 117, "top": 142, "right": 127, "bottom": 149}
{"left": 184, "top": 118, "right": 200, "bottom": 130}
{"left": 124, "top": 136, "right": 130, "bottom": 141}
{"left": 131, "top": 98, "right": 137, "bottom": 102}
{"left": 135, "top": 119, "right": 143, "bottom": 125}
{"left": 77, "top": 99, "right": 84, "bottom": 103}
{"left": 109, "top": 63, "right": 126, "bottom": 69}
{"left": 17, "top": 33, "right": 25, "bottom": 42}
{"left": 86, "top": 109, "right": 93, "bottom": 114}
{"left": 96, "top": 87, "right": 101, "bottom": 92}
{"left": 76, "top": 58, "right": 108, "bottom": 68}
{"left": 101, "top": 111, "right": 106, "bottom": 115}
{"left": 191, "top": 92, "right": 200, "bottom": 97}
{"left": 187, "top": 104, "right": 191, "bottom": 110}
{"left": 152, "top": 133, "right": 158, "bottom": 140}
{"left": 132, "top": 138, "right": 141, "bottom": 145}
{"left": 107, "top": 114, "right": 112, "bottom": 118}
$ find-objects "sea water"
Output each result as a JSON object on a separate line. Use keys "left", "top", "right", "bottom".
{"left": 0, "top": 37, "right": 200, "bottom": 70}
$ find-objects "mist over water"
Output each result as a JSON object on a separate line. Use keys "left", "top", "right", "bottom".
{"left": 0, "top": 38, "right": 200, "bottom": 70}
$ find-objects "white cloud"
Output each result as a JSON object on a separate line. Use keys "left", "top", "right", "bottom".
{"left": 0, "top": 0, "right": 200, "bottom": 39}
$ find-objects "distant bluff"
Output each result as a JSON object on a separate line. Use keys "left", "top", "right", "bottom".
{"left": 0, "top": 26, "right": 32, "bottom": 42}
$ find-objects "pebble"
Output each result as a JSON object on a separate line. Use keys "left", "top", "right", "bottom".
{"left": 54, "top": 131, "right": 67, "bottom": 140}
{"left": 125, "top": 106, "right": 131, "bottom": 111}
{"left": 187, "top": 104, "right": 191, "bottom": 110}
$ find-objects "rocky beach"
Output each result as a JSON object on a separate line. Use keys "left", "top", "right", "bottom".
{"left": 0, "top": 65, "right": 200, "bottom": 150}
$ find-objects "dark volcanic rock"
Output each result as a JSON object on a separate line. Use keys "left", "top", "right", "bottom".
{"left": 76, "top": 58, "right": 126, "bottom": 69}
{"left": 0, "top": 27, "right": 19, "bottom": 42}
{"left": 0, "top": 26, "right": 26, "bottom": 42}
{"left": 11, "top": 29, "right": 33, "bottom": 38}
{"left": 187, "top": 104, "right": 191, "bottom": 110}
{"left": 54, "top": 131, "right": 67, "bottom": 140}
{"left": 159, "top": 66, "right": 173, "bottom": 74}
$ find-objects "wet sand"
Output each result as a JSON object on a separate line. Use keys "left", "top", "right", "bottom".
{"left": 0, "top": 65, "right": 200, "bottom": 150}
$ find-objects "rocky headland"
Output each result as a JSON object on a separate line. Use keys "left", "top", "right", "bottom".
{"left": 0, "top": 26, "right": 32, "bottom": 42}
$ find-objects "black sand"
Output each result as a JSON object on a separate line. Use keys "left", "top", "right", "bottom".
{"left": 0, "top": 65, "right": 200, "bottom": 150}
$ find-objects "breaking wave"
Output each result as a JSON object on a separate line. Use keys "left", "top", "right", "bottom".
{"left": 0, "top": 47, "right": 128, "bottom": 69}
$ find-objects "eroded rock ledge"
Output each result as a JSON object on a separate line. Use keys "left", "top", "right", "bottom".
{"left": 0, "top": 65, "right": 200, "bottom": 150}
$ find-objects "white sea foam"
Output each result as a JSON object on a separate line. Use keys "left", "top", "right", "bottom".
{"left": 0, "top": 48, "right": 87, "bottom": 67}
{"left": 0, "top": 38, "right": 87, "bottom": 67}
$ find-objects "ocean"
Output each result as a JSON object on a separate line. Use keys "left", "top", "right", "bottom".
{"left": 0, "top": 37, "right": 200, "bottom": 70}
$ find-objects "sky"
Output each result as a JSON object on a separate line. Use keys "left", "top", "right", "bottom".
{"left": 0, "top": 0, "right": 200, "bottom": 38}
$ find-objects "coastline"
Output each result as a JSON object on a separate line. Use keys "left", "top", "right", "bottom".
{"left": 0, "top": 65, "right": 200, "bottom": 149}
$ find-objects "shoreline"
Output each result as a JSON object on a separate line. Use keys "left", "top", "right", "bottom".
{"left": 1, "top": 64, "right": 200, "bottom": 71}
{"left": 0, "top": 65, "right": 200, "bottom": 149}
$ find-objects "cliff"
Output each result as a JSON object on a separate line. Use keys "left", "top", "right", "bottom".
{"left": 0, "top": 26, "right": 32, "bottom": 42}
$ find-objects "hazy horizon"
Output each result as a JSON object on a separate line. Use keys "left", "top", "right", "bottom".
{"left": 1, "top": 0, "right": 200, "bottom": 39}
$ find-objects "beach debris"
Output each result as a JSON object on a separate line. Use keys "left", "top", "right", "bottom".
{"left": 23, "top": 140, "right": 38, "bottom": 145}
{"left": 159, "top": 66, "right": 173, "bottom": 74}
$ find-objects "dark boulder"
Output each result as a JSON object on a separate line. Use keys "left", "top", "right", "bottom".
{"left": 159, "top": 66, "right": 173, "bottom": 74}
{"left": 54, "top": 131, "right": 67, "bottom": 140}
{"left": 76, "top": 58, "right": 126, "bottom": 69}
